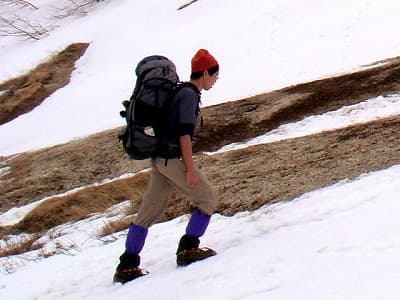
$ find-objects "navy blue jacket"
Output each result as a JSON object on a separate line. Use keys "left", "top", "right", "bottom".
{"left": 167, "top": 83, "right": 201, "bottom": 143}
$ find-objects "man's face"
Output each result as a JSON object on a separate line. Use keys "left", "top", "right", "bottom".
{"left": 204, "top": 71, "right": 219, "bottom": 90}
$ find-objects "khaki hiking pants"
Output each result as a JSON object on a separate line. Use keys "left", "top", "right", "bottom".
{"left": 134, "top": 158, "right": 218, "bottom": 228}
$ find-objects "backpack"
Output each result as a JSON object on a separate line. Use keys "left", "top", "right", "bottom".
{"left": 118, "top": 55, "right": 180, "bottom": 160}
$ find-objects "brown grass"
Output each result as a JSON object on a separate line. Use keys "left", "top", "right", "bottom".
{"left": 2, "top": 56, "right": 400, "bottom": 214}
{"left": 195, "top": 56, "right": 400, "bottom": 152}
{"left": 10, "top": 172, "right": 149, "bottom": 234}
{"left": 2, "top": 113, "right": 399, "bottom": 239}
{"left": 98, "top": 217, "right": 134, "bottom": 238}
{"left": 0, "top": 42, "right": 89, "bottom": 125}
{"left": 0, "top": 234, "right": 43, "bottom": 257}
{"left": 1, "top": 53, "right": 400, "bottom": 245}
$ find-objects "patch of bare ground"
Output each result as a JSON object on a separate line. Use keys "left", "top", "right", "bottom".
{"left": 204, "top": 115, "right": 400, "bottom": 214}
{"left": 0, "top": 42, "right": 89, "bottom": 125}
{"left": 195, "top": 56, "right": 400, "bottom": 152}
{"left": 9, "top": 172, "right": 149, "bottom": 234}
{"left": 1, "top": 114, "right": 399, "bottom": 238}
{"left": 1, "top": 56, "right": 400, "bottom": 239}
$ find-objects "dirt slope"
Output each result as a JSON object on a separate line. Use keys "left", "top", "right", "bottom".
{"left": 0, "top": 43, "right": 89, "bottom": 125}
{"left": 1, "top": 55, "right": 400, "bottom": 237}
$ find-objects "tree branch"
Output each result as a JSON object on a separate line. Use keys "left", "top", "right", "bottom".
{"left": 17, "top": 0, "right": 38, "bottom": 10}
{"left": 0, "top": 14, "right": 47, "bottom": 40}
{"left": 177, "top": 0, "right": 199, "bottom": 11}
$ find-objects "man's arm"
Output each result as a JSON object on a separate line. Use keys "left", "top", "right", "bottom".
{"left": 180, "top": 134, "right": 199, "bottom": 188}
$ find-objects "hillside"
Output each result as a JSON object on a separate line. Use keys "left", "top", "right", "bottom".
{"left": 1, "top": 55, "right": 400, "bottom": 240}
{"left": 1, "top": 1, "right": 400, "bottom": 298}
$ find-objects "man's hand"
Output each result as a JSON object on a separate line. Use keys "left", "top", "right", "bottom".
{"left": 186, "top": 169, "right": 200, "bottom": 188}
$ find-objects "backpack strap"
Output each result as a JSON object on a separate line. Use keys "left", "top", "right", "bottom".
{"left": 174, "top": 82, "right": 203, "bottom": 127}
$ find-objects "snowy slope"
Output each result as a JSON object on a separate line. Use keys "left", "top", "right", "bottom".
{"left": 1, "top": 1, "right": 400, "bottom": 299}
{"left": 1, "top": 165, "right": 400, "bottom": 299}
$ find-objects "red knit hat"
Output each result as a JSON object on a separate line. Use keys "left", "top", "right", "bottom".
{"left": 191, "top": 49, "right": 218, "bottom": 73}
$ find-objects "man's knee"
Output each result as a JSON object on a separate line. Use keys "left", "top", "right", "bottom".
{"left": 196, "top": 185, "right": 218, "bottom": 215}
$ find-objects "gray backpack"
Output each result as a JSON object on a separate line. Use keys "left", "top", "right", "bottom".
{"left": 119, "top": 55, "right": 181, "bottom": 160}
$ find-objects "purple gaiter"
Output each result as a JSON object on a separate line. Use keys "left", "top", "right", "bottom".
{"left": 186, "top": 208, "right": 211, "bottom": 238}
{"left": 125, "top": 224, "right": 148, "bottom": 255}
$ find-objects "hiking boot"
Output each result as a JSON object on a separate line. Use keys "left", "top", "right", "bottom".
{"left": 113, "top": 252, "right": 148, "bottom": 284}
{"left": 177, "top": 247, "right": 217, "bottom": 266}
{"left": 177, "top": 234, "right": 200, "bottom": 253}
{"left": 176, "top": 234, "right": 216, "bottom": 266}
{"left": 113, "top": 266, "right": 149, "bottom": 284}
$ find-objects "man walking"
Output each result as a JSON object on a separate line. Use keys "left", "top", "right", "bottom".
{"left": 113, "top": 49, "right": 220, "bottom": 284}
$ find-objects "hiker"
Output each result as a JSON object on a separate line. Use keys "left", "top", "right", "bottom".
{"left": 113, "top": 49, "right": 220, "bottom": 284}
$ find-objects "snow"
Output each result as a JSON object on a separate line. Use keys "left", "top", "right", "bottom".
{"left": 2, "top": 166, "right": 400, "bottom": 299}
{"left": 1, "top": 0, "right": 400, "bottom": 299}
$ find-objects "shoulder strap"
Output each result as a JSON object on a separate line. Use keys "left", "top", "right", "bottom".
{"left": 175, "top": 82, "right": 200, "bottom": 95}
{"left": 173, "top": 82, "right": 203, "bottom": 127}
